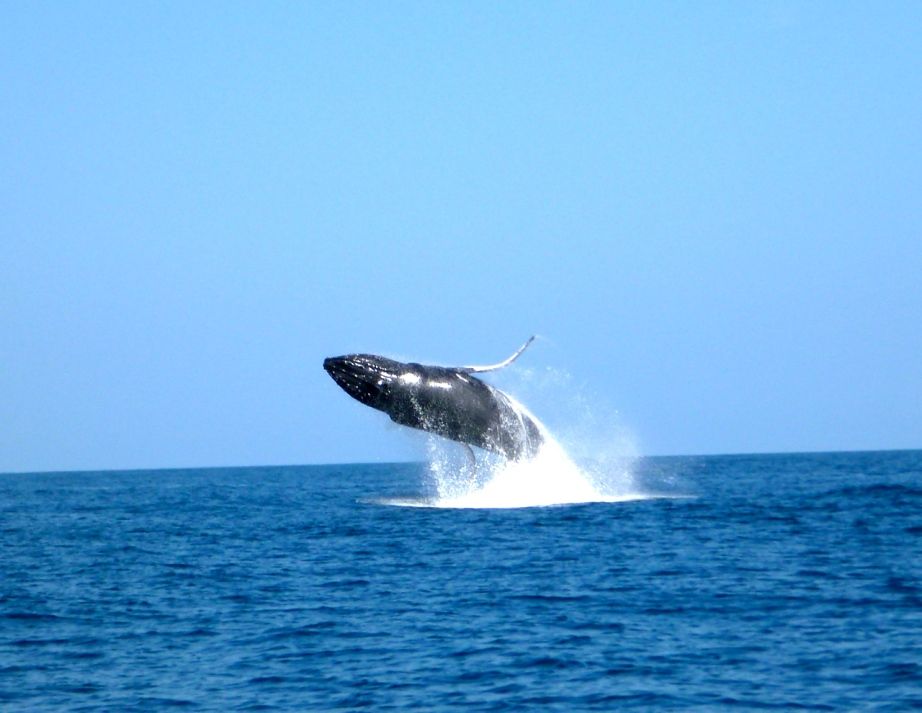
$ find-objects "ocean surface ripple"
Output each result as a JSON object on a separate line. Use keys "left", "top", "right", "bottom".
{"left": 1, "top": 450, "right": 920, "bottom": 710}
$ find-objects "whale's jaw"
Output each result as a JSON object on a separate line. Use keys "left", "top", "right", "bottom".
{"left": 323, "top": 354, "right": 404, "bottom": 411}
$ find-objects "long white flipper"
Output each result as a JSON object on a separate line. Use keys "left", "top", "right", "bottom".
{"left": 461, "top": 336, "right": 535, "bottom": 374}
{"left": 462, "top": 443, "right": 476, "bottom": 467}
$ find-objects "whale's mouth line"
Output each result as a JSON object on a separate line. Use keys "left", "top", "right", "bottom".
{"left": 324, "top": 359, "right": 379, "bottom": 404}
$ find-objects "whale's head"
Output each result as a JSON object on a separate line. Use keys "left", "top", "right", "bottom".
{"left": 323, "top": 354, "right": 418, "bottom": 412}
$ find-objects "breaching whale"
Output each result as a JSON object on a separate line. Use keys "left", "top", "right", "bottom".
{"left": 323, "top": 337, "right": 543, "bottom": 460}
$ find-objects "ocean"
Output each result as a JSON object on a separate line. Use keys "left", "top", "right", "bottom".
{"left": 1, "top": 450, "right": 920, "bottom": 710}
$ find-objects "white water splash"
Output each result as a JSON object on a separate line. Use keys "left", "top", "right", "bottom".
{"left": 381, "top": 384, "right": 651, "bottom": 509}
{"left": 373, "top": 362, "right": 670, "bottom": 509}
{"left": 428, "top": 441, "right": 647, "bottom": 509}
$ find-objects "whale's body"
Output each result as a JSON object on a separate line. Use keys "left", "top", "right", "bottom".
{"left": 323, "top": 340, "right": 542, "bottom": 460}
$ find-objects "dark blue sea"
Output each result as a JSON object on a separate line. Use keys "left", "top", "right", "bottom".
{"left": 1, "top": 450, "right": 920, "bottom": 711}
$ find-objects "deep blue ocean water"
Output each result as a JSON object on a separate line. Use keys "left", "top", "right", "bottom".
{"left": 1, "top": 450, "right": 920, "bottom": 711}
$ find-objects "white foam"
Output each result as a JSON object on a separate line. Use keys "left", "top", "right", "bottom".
{"left": 433, "top": 443, "right": 647, "bottom": 509}
{"left": 411, "top": 403, "right": 651, "bottom": 509}
{"left": 379, "top": 366, "right": 661, "bottom": 510}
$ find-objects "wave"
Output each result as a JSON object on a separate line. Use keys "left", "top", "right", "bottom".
{"left": 380, "top": 418, "right": 661, "bottom": 510}
{"left": 372, "top": 366, "right": 674, "bottom": 509}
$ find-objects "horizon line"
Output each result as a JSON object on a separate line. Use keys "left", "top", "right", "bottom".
{"left": 2, "top": 446, "right": 919, "bottom": 477}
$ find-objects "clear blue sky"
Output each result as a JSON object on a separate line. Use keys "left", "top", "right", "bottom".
{"left": 2, "top": 2, "right": 920, "bottom": 472}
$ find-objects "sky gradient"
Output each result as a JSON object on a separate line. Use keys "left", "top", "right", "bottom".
{"left": 2, "top": 2, "right": 920, "bottom": 472}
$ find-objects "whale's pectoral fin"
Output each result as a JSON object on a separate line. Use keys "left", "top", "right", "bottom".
{"left": 462, "top": 443, "right": 476, "bottom": 467}
{"left": 462, "top": 443, "right": 477, "bottom": 487}
{"left": 460, "top": 336, "right": 535, "bottom": 374}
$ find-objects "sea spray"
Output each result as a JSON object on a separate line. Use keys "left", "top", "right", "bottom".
{"left": 417, "top": 368, "right": 646, "bottom": 509}
{"left": 492, "top": 365, "right": 641, "bottom": 494}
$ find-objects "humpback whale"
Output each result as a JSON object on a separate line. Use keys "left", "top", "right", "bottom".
{"left": 323, "top": 337, "right": 543, "bottom": 460}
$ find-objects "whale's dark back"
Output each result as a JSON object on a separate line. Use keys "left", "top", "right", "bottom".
{"left": 323, "top": 356, "right": 543, "bottom": 460}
